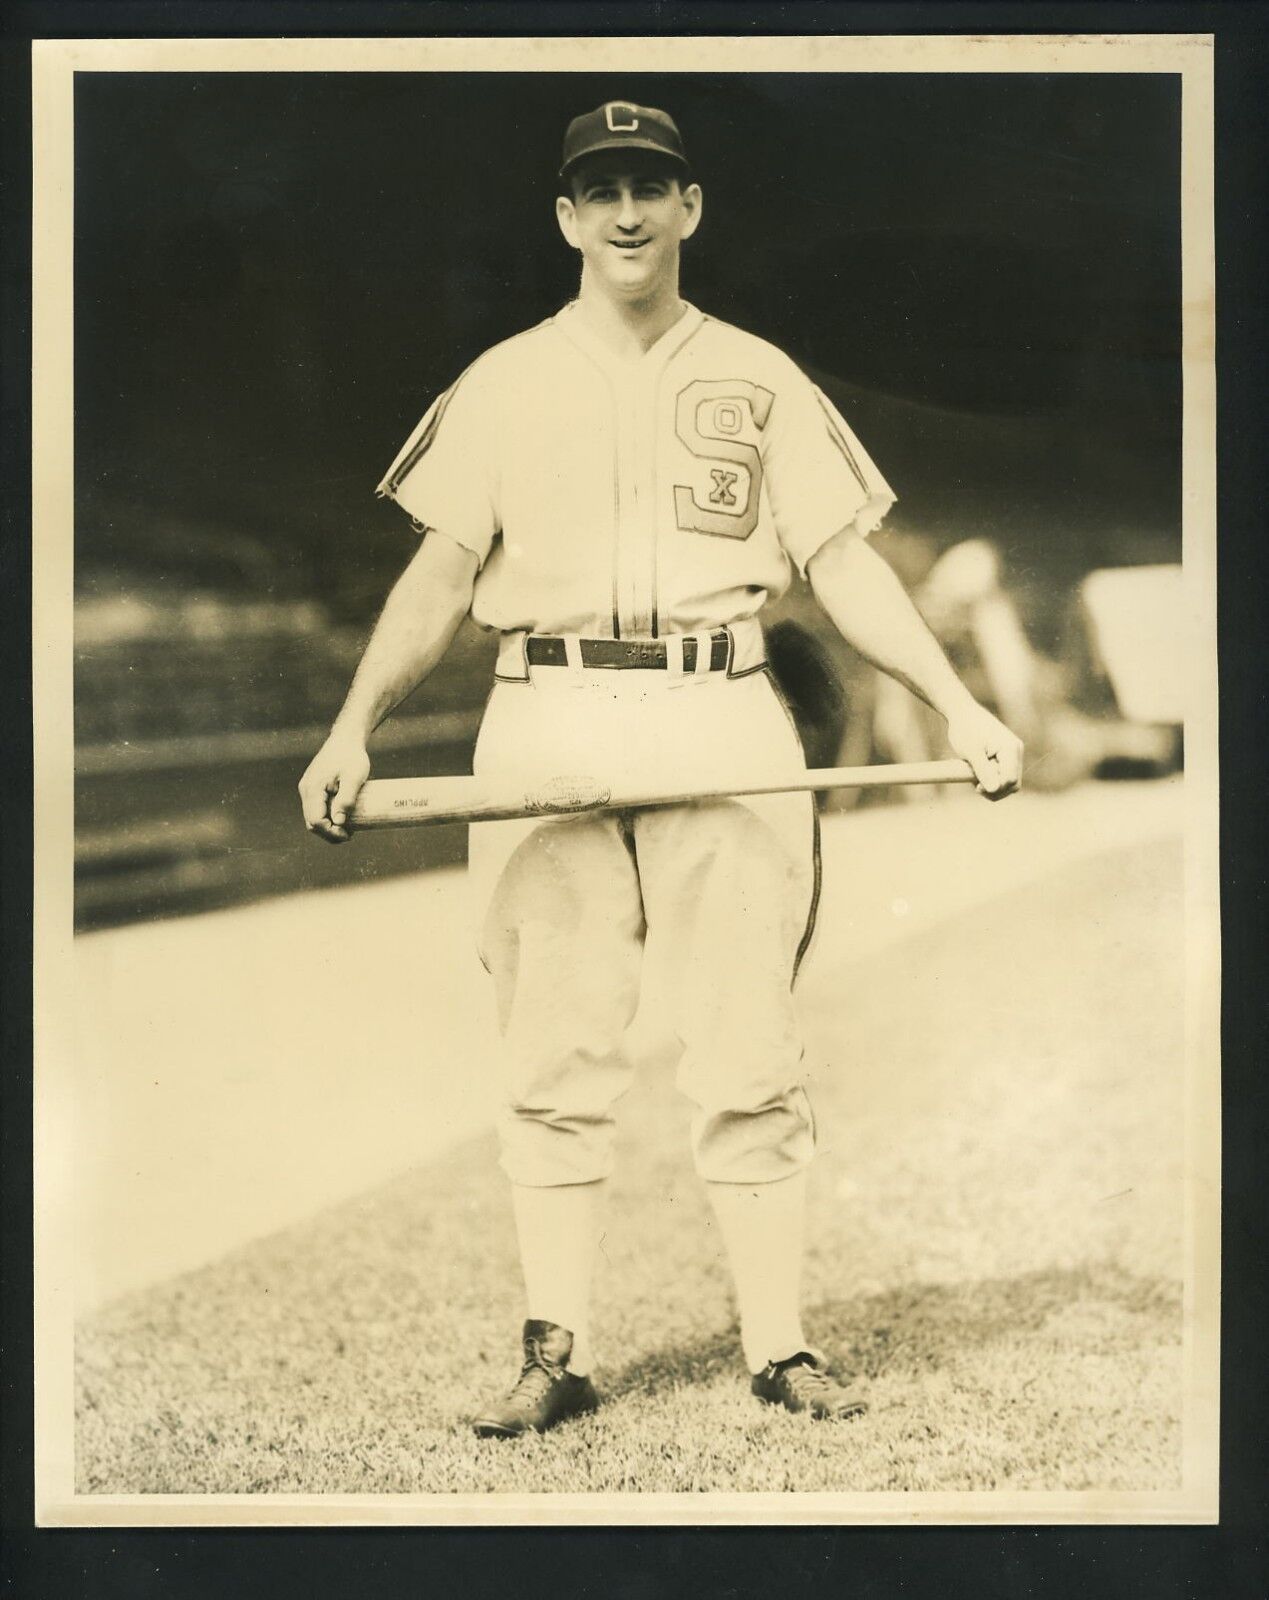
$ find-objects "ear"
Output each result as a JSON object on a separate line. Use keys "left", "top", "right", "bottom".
{"left": 556, "top": 193, "right": 581, "bottom": 250}
{"left": 678, "top": 182, "right": 703, "bottom": 242}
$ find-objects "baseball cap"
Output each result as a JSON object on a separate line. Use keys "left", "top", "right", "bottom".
{"left": 559, "top": 101, "right": 689, "bottom": 177}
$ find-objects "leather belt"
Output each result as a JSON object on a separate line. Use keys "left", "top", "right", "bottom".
{"left": 525, "top": 631, "right": 732, "bottom": 672}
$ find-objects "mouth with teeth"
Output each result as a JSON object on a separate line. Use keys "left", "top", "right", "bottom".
{"left": 611, "top": 238, "right": 651, "bottom": 251}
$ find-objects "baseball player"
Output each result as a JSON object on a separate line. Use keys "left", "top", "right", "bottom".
{"left": 299, "top": 102, "right": 1022, "bottom": 1438}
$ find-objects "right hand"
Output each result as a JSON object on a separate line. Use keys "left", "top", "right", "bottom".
{"left": 297, "top": 733, "right": 371, "bottom": 843}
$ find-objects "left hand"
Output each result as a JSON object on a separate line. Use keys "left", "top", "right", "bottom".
{"left": 944, "top": 701, "right": 1024, "bottom": 800}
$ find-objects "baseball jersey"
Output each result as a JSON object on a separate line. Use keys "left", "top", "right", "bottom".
{"left": 377, "top": 302, "right": 895, "bottom": 638}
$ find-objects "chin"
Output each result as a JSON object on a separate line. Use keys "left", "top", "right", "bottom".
{"left": 608, "top": 263, "right": 662, "bottom": 294}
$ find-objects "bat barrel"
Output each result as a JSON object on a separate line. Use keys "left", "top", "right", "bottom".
{"left": 346, "top": 759, "right": 975, "bottom": 831}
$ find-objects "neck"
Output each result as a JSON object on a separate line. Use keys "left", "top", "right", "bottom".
{"left": 573, "top": 270, "right": 686, "bottom": 356}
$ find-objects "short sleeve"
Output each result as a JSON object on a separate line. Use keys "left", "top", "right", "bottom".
{"left": 762, "top": 371, "right": 897, "bottom": 576}
{"left": 375, "top": 364, "right": 500, "bottom": 567}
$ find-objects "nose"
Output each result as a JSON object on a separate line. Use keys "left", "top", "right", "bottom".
{"left": 616, "top": 185, "right": 642, "bottom": 230}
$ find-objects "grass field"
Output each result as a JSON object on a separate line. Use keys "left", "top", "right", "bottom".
{"left": 74, "top": 803, "right": 1185, "bottom": 1497}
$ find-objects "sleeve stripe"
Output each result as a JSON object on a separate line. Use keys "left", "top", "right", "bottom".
{"left": 376, "top": 374, "right": 465, "bottom": 497}
{"left": 377, "top": 320, "right": 558, "bottom": 500}
{"left": 812, "top": 388, "right": 871, "bottom": 496}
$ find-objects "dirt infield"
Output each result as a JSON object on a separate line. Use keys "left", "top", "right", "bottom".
{"left": 74, "top": 783, "right": 1185, "bottom": 1496}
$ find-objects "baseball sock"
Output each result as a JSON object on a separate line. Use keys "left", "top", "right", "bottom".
{"left": 706, "top": 1171, "right": 810, "bottom": 1375}
{"left": 511, "top": 1179, "right": 606, "bottom": 1377}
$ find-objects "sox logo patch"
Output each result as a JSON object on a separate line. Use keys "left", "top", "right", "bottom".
{"left": 674, "top": 380, "right": 775, "bottom": 540}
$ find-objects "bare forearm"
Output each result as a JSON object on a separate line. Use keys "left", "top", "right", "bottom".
{"left": 332, "top": 533, "right": 478, "bottom": 741}
{"left": 299, "top": 532, "right": 479, "bottom": 842}
{"left": 808, "top": 530, "right": 976, "bottom": 722}
{"left": 807, "top": 527, "right": 1023, "bottom": 799}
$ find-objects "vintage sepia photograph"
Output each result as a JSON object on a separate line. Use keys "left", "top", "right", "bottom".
{"left": 32, "top": 34, "right": 1219, "bottom": 1525}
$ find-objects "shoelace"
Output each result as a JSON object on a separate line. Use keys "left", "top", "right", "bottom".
{"left": 509, "top": 1341, "right": 562, "bottom": 1402}
{"left": 777, "top": 1360, "right": 837, "bottom": 1401}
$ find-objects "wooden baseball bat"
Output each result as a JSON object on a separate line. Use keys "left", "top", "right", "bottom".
{"left": 346, "top": 758, "right": 976, "bottom": 830}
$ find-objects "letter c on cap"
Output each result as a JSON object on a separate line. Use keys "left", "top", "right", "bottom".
{"left": 604, "top": 102, "right": 640, "bottom": 132}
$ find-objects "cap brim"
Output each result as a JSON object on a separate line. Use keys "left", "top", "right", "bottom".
{"left": 559, "top": 137, "right": 689, "bottom": 177}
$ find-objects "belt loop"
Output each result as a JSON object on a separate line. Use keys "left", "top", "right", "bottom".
{"left": 665, "top": 634, "right": 685, "bottom": 675}
{"left": 563, "top": 635, "right": 583, "bottom": 671}
{"left": 692, "top": 631, "right": 711, "bottom": 676}
{"left": 497, "top": 630, "right": 531, "bottom": 681}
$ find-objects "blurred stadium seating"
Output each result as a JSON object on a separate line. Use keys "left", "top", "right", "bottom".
{"left": 73, "top": 579, "right": 495, "bottom": 929}
{"left": 75, "top": 591, "right": 490, "bottom": 758}
{"left": 77, "top": 598, "right": 345, "bottom": 748}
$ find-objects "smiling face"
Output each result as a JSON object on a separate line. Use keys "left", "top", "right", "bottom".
{"left": 556, "top": 153, "right": 703, "bottom": 304}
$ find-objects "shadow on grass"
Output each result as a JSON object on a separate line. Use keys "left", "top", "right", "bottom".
{"left": 74, "top": 1257, "right": 1182, "bottom": 1494}
{"left": 605, "top": 1263, "right": 1181, "bottom": 1399}
{"left": 605, "top": 1328, "right": 742, "bottom": 1399}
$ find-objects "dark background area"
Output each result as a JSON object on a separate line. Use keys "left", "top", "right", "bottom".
{"left": 75, "top": 70, "right": 1182, "bottom": 616}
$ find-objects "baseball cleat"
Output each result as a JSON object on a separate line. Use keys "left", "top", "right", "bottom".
{"left": 472, "top": 1319, "right": 600, "bottom": 1439}
{"left": 751, "top": 1350, "right": 869, "bottom": 1420}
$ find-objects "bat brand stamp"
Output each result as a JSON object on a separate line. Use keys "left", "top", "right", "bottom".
{"left": 526, "top": 776, "right": 612, "bottom": 814}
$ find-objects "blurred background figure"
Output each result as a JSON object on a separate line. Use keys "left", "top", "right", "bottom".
{"left": 862, "top": 538, "right": 1181, "bottom": 799}
{"left": 763, "top": 532, "right": 1182, "bottom": 811}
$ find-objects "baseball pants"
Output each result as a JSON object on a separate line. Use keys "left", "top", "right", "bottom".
{"left": 468, "top": 620, "right": 821, "bottom": 1187}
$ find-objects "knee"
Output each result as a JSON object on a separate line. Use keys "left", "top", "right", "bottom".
{"left": 498, "top": 1104, "right": 617, "bottom": 1187}
{"left": 690, "top": 1086, "right": 816, "bottom": 1184}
